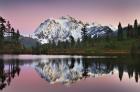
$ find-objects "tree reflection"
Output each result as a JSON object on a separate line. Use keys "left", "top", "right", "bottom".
{"left": 0, "top": 59, "right": 20, "bottom": 90}
{"left": 0, "top": 55, "right": 139, "bottom": 89}
{"left": 35, "top": 56, "right": 140, "bottom": 84}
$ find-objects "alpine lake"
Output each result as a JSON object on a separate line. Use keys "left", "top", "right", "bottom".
{"left": 0, "top": 55, "right": 140, "bottom": 92}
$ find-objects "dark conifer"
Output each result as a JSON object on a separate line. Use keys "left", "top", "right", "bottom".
{"left": 117, "top": 22, "right": 123, "bottom": 40}
{"left": 69, "top": 35, "right": 75, "bottom": 48}
{"left": 15, "top": 29, "right": 20, "bottom": 43}
{"left": 0, "top": 17, "right": 6, "bottom": 43}
{"left": 81, "top": 25, "right": 88, "bottom": 42}
{"left": 134, "top": 19, "right": 138, "bottom": 37}
{"left": 127, "top": 24, "right": 131, "bottom": 38}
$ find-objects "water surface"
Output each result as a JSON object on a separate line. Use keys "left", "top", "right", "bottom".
{"left": 0, "top": 55, "right": 140, "bottom": 92}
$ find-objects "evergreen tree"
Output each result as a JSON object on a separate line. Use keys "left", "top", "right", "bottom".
{"left": 134, "top": 19, "right": 138, "bottom": 37}
{"left": 0, "top": 24, "right": 4, "bottom": 43}
{"left": 0, "top": 17, "right": 6, "bottom": 43}
{"left": 11, "top": 27, "right": 16, "bottom": 42}
{"left": 15, "top": 30, "right": 20, "bottom": 43}
{"left": 138, "top": 25, "right": 140, "bottom": 36}
{"left": 127, "top": 24, "right": 131, "bottom": 38}
{"left": 51, "top": 39, "right": 56, "bottom": 48}
{"left": 57, "top": 40, "right": 61, "bottom": 48}
{"left": 105, "top": 29, "right": 112, "bottom": 41}
{"left": 65, "top": 40, "right": 70, "bottom": 48}
{"left": 0, "top": 16, "right": 6, "bottom": 24}
{"left": 69, "top": 35, "right": 75, "bottom": 48}
{"left": 76, "top": 38, "right": 81, "bottom": 48}
{"left": 81, "top": 25, "right": 88, "bottom": 42}
{"left": 117, "top": 22, "right": 123, "bottom": 41}
{"left": 6, "top": 21, "right": 11, "bottom": 32}
{"left": 129, "top": 25, "right": 134, "bottom": 38}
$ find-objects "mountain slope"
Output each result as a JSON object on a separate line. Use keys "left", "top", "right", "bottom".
{"left": 33, "top": 16, "right": 114, "bottom": 44}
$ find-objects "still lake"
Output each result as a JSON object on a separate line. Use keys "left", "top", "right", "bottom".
{"left": 0, "top": 55, "right": 140, "bottom": 92}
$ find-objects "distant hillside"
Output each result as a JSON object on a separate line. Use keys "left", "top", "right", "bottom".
{"left": 20, "top": 36, "right": 40, "bottom": 48}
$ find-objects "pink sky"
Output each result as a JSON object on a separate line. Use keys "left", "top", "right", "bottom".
{"left": 4, "top": 66, "right": 140, "bottom": 92}
{"left": 0, "top": 0, "right": 140, "bottom": 35}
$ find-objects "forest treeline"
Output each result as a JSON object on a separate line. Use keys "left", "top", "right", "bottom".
{"left": 0, "top": 16, "right": 140, "bottom": 55}
{"left": 0, "top": 16, "right": 22, "bottom": 54}
{"left": 34, "top": 19, "right": 140, "bottom": 55}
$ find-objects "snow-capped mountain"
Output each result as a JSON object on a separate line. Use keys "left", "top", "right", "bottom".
{"left": 33, "top": 16, "right": 114, "bottom": 44}
{"left": 86, "top": 23, "right": 113, "bottom": 38}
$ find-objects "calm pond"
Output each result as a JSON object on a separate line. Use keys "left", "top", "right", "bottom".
{"left": 0, "top": 55, "right": 140, "bottom": 92}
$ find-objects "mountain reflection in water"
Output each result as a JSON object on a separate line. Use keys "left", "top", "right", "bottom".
{"left": 35, "top": 57, "right": 140, "bottom": 84}
{"left": 0, "top": 55, "right": 139, "bottom": 91}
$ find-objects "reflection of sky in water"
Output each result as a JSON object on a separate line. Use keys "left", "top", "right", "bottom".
{"left": 0, "top": 55, "right": 117, "bottom": 60}
{"left": 0, "top": 55, "right": 140, "bottom": 92}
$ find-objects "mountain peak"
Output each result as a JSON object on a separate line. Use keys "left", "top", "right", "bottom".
{"left": 33, "top": 16, "right": 114, "bottom": 44}
{"left": 59, "top": 15, "right": 75, "bottom": 20}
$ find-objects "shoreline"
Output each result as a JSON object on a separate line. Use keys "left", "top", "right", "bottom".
{"left": 0, "top": 51, "right": 139, "bottom": 56}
